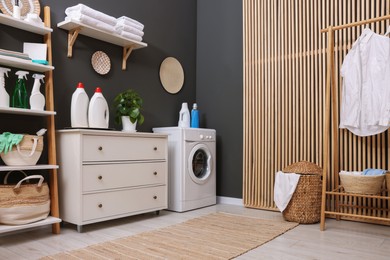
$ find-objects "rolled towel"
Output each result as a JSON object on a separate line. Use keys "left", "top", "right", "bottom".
{"left": 65, "top": 4, "right": 117, "bottom": 26}
{"left": 118, "top": 30, "right": 143, "bottom": 42}
{"left": 117, "top": 16, "right": 144, "bottom": 31}
{"left": 115, "top": 24, "right": 144, "bottom": 37}
{"left": 65, "top": 15, "right": 115, "bottom": 34}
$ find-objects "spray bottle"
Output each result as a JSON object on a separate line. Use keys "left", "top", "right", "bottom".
{"left": 30, "top": 74, "right": 45, "bottom": 110}
{"left": 0, "top": 67, "right": 11, "bottom": 108}
{"left": 12, "top": 70, "right": 29, "bottom": 109}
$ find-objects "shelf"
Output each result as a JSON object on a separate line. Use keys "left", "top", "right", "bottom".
{"left": 0, "top": 13, "right": 52, "bottom": 35}
{"left": 0, "top": 55, "right": 54, "bottom": 72}
{"left": 0, "top": 107, "right": 56, "bottom": 116}
{"left": 0, "top": 217, "right": 61, "bottom": 235}
{"left": 57, "top": 19, "right": 147, "bottom": 70}
{"left": 0, "top": 164, "right": 59, "bottom": 172}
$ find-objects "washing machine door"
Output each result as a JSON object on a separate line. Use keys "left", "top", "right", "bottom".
{"left": 188, "top": 143, "right": 213, "bottom": 184}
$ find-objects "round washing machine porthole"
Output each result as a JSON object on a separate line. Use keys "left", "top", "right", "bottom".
{"left": 188, "top": 143, "right": 213, "bottom": 184}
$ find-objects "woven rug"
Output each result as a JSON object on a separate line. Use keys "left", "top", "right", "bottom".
{"left": 42, "top": 212, "right": 298, "bottom": 260}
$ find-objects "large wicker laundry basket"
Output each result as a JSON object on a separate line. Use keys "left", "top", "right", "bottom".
{"left": 282, "top": 161, "right": 322, "bottom": 224}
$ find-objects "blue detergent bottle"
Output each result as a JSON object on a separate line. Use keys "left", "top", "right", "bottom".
{"left": 191, "top": 103, "right": 199, "bottom": 128}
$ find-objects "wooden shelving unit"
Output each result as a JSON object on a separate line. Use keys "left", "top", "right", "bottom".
{"left": 0, "top": 7, "right": 61, "bottom": 235}
{"left": 320, "top": 14, "right": 390, "bottom": 231}
{"left": 57, "top": 19, "right": 147, "bottom": 70}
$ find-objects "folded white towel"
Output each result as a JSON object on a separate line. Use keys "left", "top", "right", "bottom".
{"left": 115, "top": 24, "right": 144, "bottom": 37}
{"left": 117, "top": 16, "right": 144, "bottom": 31}
{"left": 65, "top": 4, "right": 117, "bottom": 26}
{"left": 65, "top": 15, "right": 115, "bottom": 34}
{"left": 339, "top": 170, "right": 363, "bottom": 176}
{"left": 274, "top": 171, "right": 300, "bottom": 212}
{"left": 118, "top": 30, "right": 143, "bottom": 42}
{"left": 117, "top": 16, "right": 144, "bottom": 28}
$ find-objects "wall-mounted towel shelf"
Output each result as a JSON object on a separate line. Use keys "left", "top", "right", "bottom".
{"left": 57, "top": 19, "right": 147, "bottom": 70}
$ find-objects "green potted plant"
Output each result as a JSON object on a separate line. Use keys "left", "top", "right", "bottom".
{"left": 113, "top": 89, "right": 144, "bottom": 132}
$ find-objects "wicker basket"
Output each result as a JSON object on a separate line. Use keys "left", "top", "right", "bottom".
{"left": 0, "top": 135, "right": 43, "bottom": 166}
{"left": 339, "top": 172, "right": 385, "bottom": 195}
{"left": 387, "top": 173, "right": 390, "bottom": 196}
{"left": 282, "top": 161, "right": 322, "bottom": 224}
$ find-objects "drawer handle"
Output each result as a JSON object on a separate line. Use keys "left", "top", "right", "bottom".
{"left": 98, "top": 203, "right": 103, "bottom": 208}
{"left": 98, "top": 175, "right": 103, "bottom": 180}
{"left": 98, "top": 146, "right": 103, "bottom": 151}
{"left": 153, "top": 171, "right": 157, "bottom": 176}
{"left": 153, "top": 147, "right": 157, "bottom": 151}
{"left": 153, "top": 196, "right": 157, "bottom": 200}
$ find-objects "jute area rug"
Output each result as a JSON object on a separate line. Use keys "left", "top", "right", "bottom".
{"left": 42, "top": 212, "right": 298, "bottom": 260}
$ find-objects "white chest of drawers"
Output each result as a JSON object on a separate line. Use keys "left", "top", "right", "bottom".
{"left": 56, "top": 129, "right": 168, "bottom": 232}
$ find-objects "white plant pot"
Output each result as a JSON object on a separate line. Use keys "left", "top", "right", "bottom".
{"left": 121, "top": 116, "right": 137, "bottom": 132}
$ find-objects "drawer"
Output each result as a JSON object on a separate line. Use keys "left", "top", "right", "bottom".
{"left": 82, "top": 162, "right": 167, "bottom": 192}
{"left": 83, "top": 186, "right": 166, "bottom": 221}
{"left": 82, "top": 135, "right": 166, "bottom": 161}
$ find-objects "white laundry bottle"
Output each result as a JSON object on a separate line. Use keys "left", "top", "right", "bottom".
{"left": 178, "top": 102, "right": 190, "bottom": 128}
{"left": 0, "top": 67, "right": 11, "bottom": 108}
{"left": 88, "top": 87, "right": 109, "bottom": 128}
{"left": 71, "top": 82, "right": 89, "bottom": 128}
{"left": 30, "top": 74, "right": 45, "bottom": 110}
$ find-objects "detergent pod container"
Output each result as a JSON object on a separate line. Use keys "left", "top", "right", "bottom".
{"left": 0, "top": 67, "right": 11, "bottom": 108}
{"left": 71, "top": 82, "right": 89, "bottom": 128}
{"left": 30, "top": 74, "right": 45, "bottom": 110}
{"left": 88, "top": 87, "right": 109, "bottom": 128}
{"left": 12, "top": 70, "right": 29, "bottom": 109}
{"left": 178, "top": 102, "right": 190, "bottom": 128}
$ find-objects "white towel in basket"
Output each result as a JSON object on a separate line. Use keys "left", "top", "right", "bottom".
{"left": 274, "top": 171, "right": 300, "bottom": 212}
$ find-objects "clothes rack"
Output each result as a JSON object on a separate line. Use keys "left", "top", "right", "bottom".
{"left": 320, "top": 14, "right": 390, "bottom": 231}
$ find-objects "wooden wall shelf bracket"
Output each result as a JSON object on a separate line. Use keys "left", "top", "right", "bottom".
{"left": 122, "top": 45, "right": 134, "bottom": 70}
{"left": 67, "top": 27, "right": 81, "bottom": 58}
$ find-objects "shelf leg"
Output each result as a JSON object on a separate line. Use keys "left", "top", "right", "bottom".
{"left": 67, "top": 27, "right": 81, "bottom": 58}
{"left": 122, "top": 46, "right": 134, "bottom": 70}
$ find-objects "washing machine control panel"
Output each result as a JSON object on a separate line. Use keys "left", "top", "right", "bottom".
{"left": 185, "top": 129, "right": 216, "bottom": 142}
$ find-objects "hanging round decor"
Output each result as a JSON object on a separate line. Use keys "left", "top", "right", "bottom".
{"left": 91, "top": 51, "right": 111, "bottom": 75}
{"left": 0, "top": 0, "right": 40, "bottom": 19}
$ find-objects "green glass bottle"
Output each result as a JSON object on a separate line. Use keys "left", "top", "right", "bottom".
{"left": 12, "top": 70, "right": 29, "bottom": 108}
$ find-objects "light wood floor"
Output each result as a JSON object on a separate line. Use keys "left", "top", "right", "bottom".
{"left": 0, "top": 204, "right": 389, "bottom": 259}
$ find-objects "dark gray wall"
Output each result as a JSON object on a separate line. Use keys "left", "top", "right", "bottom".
{"left": 0, "top": 0, "right": 244, "bottom": 199}
{"left": 197, "top": 0, "right": 243, "bottom": 198}
{"left": 1, "top": 0, "right": 197, "bottom": 132}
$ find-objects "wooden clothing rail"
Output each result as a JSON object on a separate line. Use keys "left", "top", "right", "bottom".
{"left": 320, "top": 14, "right": 390, "bottom": 231}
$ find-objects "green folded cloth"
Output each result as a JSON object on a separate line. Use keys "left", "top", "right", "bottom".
{"left": 0, "top": 132, "right": 24, "bottom": 154}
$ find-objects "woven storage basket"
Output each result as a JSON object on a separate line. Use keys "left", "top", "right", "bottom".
{"left": 0, "top": 173, "right": 50, "bottom": 225}
{"left": 339, "top": 172, "right": 385, "bottom": 195}
{"left": 282, "top": 161, "right": 322, "bottom": 224}
{"left": 0, "top": 135, "right": 43, "bottom": 166}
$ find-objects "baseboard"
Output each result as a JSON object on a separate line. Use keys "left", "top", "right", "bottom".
{"left": 217, "top": 196, "right": 243, "bottom": 206}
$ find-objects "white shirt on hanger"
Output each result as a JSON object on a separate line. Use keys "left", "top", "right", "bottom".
{"left": 339, "top": 28, "right": 390, "bottom": 136}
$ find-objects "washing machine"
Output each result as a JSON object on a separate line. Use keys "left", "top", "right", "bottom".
{"left": 152, "top": 127, "right": 216, "bottom": 212}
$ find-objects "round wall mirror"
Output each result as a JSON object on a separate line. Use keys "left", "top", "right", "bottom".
{"left": 159, "top": 57, "right": 184, "bottom": 94}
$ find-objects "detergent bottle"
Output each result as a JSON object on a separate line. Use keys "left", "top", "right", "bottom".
{"left": 12, "top": 70, "right": 29, "bottom": 109}
{"left": 88, "top": 87, "right": 109, "bottom": 128}
{"left": 0, "top": 67, "right": 11, "bottom": 108}
{"left": 71, "top": 82, "right": 89, "bottom": 128}
{"left": 30, "top": 74, "right": 45, "bottom": 110}
{"left": 178, "top": 102, "right": 190, "bottom": 128}
{"left": 190, "top": 103, "right": 199, "bottom": 128}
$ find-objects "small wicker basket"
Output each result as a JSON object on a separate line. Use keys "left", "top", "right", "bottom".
{"left": 339, "top": 172, "right": 385, "bottom": 195}
{"left": 282, "top": 161, "right": 322, "bottom": 224}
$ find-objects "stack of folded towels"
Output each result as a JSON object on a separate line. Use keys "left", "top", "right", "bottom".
{"left": 64, "top": 4, "right": 145, "bottom": 43}
{"left": 65, "top": 4, "right": 117, "bottom": 33}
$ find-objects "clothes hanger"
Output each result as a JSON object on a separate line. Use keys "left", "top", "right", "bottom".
{"left": 385, "top": 25, "right": 390, "bottom": 36}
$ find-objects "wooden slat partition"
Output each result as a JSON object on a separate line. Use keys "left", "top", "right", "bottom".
{"left": 243, "top": 0, "right": 390, "bottom": 223}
